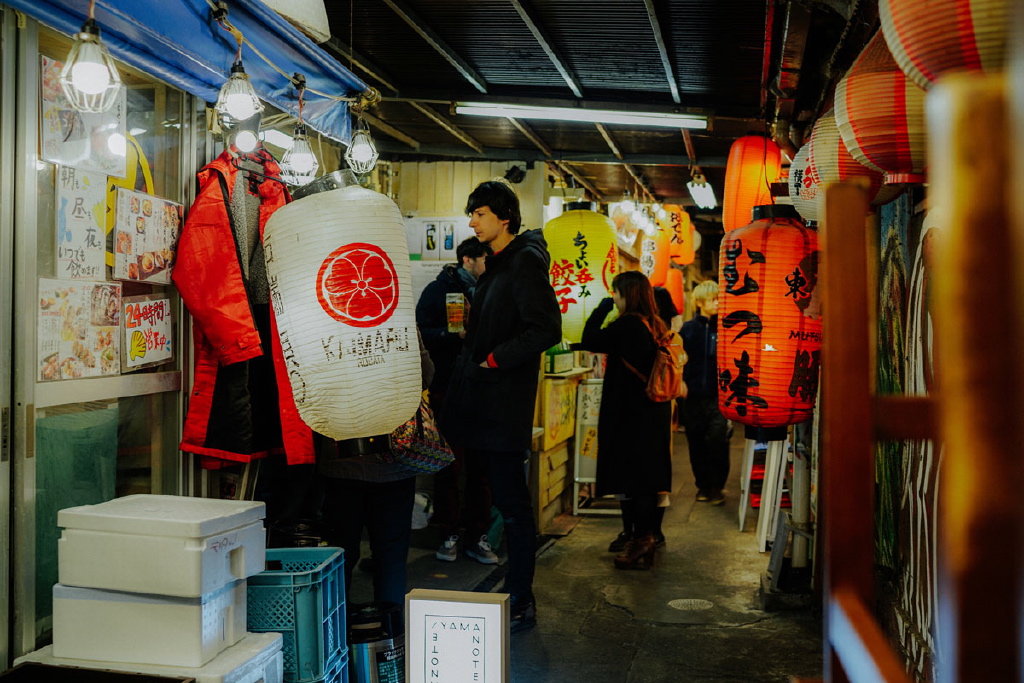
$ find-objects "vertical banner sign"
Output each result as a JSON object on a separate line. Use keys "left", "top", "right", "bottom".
{"left": 40, "top": 55, "right": 127, "bottom": 177}
{"left": 717, "top": 215, "right": 821, "bottom": 427}
{"left": 56, "top": 166, "right": 107, "bottom": 280}
{"left": 122, "top": 296, "right": 173, "bottom": 371}
{"left": 574, "top": 379, "right": 603, "bottom": 483}
{"left": 38, "top": 279, "right": 121, "bottom": 381}
{"left": 543, "top": 209, "right": 618, "bottom": 343}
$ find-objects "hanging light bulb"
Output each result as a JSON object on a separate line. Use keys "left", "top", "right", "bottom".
{"left": 216, "top": 61, "right": 264, "bottom": 122}
{"left": 234, "top": 129, "right": 259, "bottom": 153}
{"left": 345, "top": 122, "right": 378, "bottom": 174}
{"left": 59, "top": 13, "right": 122, "bottom": 113}
{"left": 687, "top": 168, "right": 718, "bottom": 210}
{"left": 281, "top": 124, "right": 319, "bottom": 186}
{"left": 619, "top": 189, "right": 635, "bottom": 213}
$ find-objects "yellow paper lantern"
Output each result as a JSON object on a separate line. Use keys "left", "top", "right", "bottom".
{"left": 543, "top": 204, "right": 618, "bottom": 343}
{"left": 263, "top": 175, "right": 422, "bottom": 440}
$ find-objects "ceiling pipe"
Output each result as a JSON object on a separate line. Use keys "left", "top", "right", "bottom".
{"left": 773, "top": 118, "right": 798, "bottom": 161}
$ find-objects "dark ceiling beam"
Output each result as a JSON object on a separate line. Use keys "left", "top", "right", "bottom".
{"left": 408, "top": 102, "right": 485, "bottom": 154}
{"left": 506, "top": 117, "right": 603, "bottom": 199}
{"left": 374, "top": 140, "right": 727, "bottom": 167}
{"left": 361, "top": 111, "right": 420, "bottom": 150}
{"left": 681, "top": 129, "right": 697, "bottom": 166}
{"left": 379, "top": 0, "right": 488, "bottom": 94}
{"left": 595, "top": 123, "right": 658, "bottom": 200}
{"left": 642, "top": 0, "right": 681, "bottom": 104}
{"left": 508, "top": 0, "right": 584, "bottom": 98}
{"left": 322, "top": 37, "right": 400, "bottom": 95}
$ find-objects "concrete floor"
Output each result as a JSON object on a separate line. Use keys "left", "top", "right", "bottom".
{"left": 349, "top": 430, "right": 825, "bottom": 683}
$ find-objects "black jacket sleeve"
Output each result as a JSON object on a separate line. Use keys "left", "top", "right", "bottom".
{"left": 415, "top": 279, "right": 461, "bottom": 355}
{"left": 490, "top": 250, "right": 563, "bottom": 368}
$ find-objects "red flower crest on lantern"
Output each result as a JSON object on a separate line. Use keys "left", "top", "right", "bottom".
{"left": 317, "top": 242, "right": 400, "bottom": 327}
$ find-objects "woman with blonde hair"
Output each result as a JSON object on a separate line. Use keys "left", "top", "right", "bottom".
{"left": 580, "top": 270, "right": 672, "bottom": 569}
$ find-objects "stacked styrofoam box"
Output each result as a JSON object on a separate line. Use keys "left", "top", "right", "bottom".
{"left": 16, "top": 632, "right": 284, "bottom": 683}
{"left": 50, "top": 495, "right": 274, "bottom": 674}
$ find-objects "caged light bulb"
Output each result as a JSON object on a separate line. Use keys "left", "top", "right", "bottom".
{"left": 216, "top": 62, "right": 264, "bottom": 122}
{"left": 59, "top": 19, "right": 122, "bottom": 113}
{"left": 281, "top": 124, "right": 319, "bottom": 185}
{"left": 344, "top": 127, "right": 378, "bottom": 174}
{"left": 234, "top": 129, "right": 259, "bottom": 153}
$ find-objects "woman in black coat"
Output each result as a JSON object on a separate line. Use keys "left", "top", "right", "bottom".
{"left": 580, "top": 271, "right": 672, "bottom": 569}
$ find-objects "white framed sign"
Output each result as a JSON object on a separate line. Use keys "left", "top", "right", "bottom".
{"left": 406, "top": 589, "right": 509, "bottom": 683}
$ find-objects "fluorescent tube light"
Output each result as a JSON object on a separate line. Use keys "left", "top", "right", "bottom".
{"left": 455, "top": 102, "right": 707, "bottom": 129}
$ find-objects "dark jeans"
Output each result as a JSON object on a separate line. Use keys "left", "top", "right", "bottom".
{"left": 682, "top": 395, "right": 731, "bottom": 491}
{"left": 433, "top": 443, "right": 492, "bottom": 541}
{"left": 322, "top": 476, "right": 416, "bottom": 608}
{"left": 469, "top": 448, "right": 535, "bottom": 602}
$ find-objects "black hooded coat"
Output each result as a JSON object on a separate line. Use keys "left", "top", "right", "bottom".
{"left": 443, "top": 228, "right": 562, "bottom": 452}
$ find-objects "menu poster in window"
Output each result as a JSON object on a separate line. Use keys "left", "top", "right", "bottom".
{"left": 113, "top": 188, "right": 182, "bottom": 284}
{"left": 56, "top": 166, "right": 107, "bottom": 280}
{"left": 38, "top": 279, "right": 121, "bottom": 381}
{"left": 40, "top": 55, "right": 127, "bottom": 178}
{"left": 121, "top": 295, "right": 173, "bottom": 371}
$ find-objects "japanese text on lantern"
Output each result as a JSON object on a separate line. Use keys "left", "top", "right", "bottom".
{"left": 718, "top": 238, "right": 769, "bottom": 416}
{"left": 550, "top": 231, "right": 595, "bottom": 314}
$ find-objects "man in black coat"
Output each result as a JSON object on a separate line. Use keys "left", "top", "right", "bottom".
{"left": 416, "top": 237, "right": 497, "bottom": 565}
{"left": 444, "top": 181, "right": 562, "bottom": 633}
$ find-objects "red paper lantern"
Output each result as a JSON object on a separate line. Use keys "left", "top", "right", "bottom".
{"left": 880, "top": 0, "right": 1011, "bottom": 90}
{"left": 722, "top": 135, "right": 783, "bottom": 233}
{"left": 717, "top": 205, "right": 821, "bottom": 428}
{"left": 834, "top": 31, "right": 927, "bottom": 184}
{"left": 663, "top": 266, "right": 685, "bottom": 314}
{"left": 638, "top": 221, "right": 672, "bottom": 287}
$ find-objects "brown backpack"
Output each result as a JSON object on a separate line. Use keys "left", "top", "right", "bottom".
{"left": 621, "top": 320, "right": 688, "bottom": 402}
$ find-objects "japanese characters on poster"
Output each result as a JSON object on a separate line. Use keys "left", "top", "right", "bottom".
{"left": 122, "top": 296, "right": 173, "bottom": 371}
{"left": 38, "top": 279, "right": 121, "bottom": 381}
{"left": 113, "top": 187, "right": 182, "bottom": 284}
{"left": 40, "top": 55, "right": 127, "bottom": 178}
{"left": 56, "top": 166, "right": 107, "bottom": 280}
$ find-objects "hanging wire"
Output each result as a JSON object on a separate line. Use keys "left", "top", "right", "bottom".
{"left": 206, "top": 0, "right": 372, "bottom": 105}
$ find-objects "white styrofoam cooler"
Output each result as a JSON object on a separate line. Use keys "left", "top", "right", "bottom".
{"left": 58, "top": 494, "right": 266, "bottom": 597}
{"left": 19, "top": 632, "right": 283, "bottom": 683}
{"left": 53, "top": 580, "right": 247, "bottom": 667}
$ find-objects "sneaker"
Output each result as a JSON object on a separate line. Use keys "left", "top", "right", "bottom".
{"left": 465, "top": 535, "right": 499, "bottom": 564}
{"left": 510, "top": 595, "right": 537, "bottom": 634}
{"left": 436, "top": 534, "right": 458, "bottom": 562}
{"left": 708, "top": 489, "right": 725, "bottom": 506}
{"left": 695, "top": 489, "right": 712, "bottom": 502}
{"left": 607, "top": 531, "right": 630, "bottom": 553}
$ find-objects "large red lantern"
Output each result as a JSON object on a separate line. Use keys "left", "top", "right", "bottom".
{"left": 717, "top": 205, "right": 821, "bottom": 427}
{"left": 638, "top": 221, "right": 672, "bottom": 287}
{"left": 834, "top": 31, "right": 927, "bottom": 184}
{"left": 880, "top": 0, "right": 1010, "bottom": 90}
{"left": 722, "top": 135, "right": 783, "bottom": 233}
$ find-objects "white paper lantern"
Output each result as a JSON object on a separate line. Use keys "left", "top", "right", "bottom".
{"left": 263, "top": 183, "right": 422, "bottom": 440}
{"left": 789, "top": 141, "right": 819, "bottom": 223}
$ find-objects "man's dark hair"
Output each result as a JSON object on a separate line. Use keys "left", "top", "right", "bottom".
{"left": 456, "top": 236, "right": 491, "bottom": 265}
{"left": 465, "top": 181, "right": 522, "bottom": 235}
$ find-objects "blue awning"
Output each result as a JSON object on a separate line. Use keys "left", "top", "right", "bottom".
{"left": 6, "top": 0, "right": 367, "bottom": 143}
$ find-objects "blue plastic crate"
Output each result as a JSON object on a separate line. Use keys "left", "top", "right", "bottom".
{"left": 319, "top": 649, "right": 347, "bottom": 683}
{"left": 247, "top": 547, "right": 346, "bottom": 683}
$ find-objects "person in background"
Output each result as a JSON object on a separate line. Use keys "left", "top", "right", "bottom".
{"left": 415, "top": 237, "right": 497, "bottom": 564}
{"left": 580, "top": 271, "right": 673, "bottom": 569}
{"left": 319, "top": 334, "right": 434, "bottom": 615}
{"left": 680, "top": 280, "right": 730, "bottom": 506}
{"left": 443, "top": 180, "right": 562, "bottom": 632}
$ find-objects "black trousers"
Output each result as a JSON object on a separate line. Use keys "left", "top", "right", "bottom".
{"left": 469, "top": 448, "right": 536, "bottom": 602}
{"left": 681, "top": 395, "right": 731, "bottom": 491}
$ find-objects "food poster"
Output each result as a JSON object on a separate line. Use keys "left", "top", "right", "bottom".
{"left": 56, "top": 166, "right": 107, "bottom": 280}
{"left": 38, "top": 279, "right": 121, "bottom": 381}
{"left": 122, "top": 295, "right": 173, "bottom": 371}
{"left": 113, "top": 187, "right": 182, "bottom": 283}
{"left": 40, "top": 55, "right": 127, "bottom": 178}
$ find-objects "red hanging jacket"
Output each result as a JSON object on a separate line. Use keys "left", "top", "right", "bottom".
{"left": 173, "top": 148, "right": 313, "bottom": 467}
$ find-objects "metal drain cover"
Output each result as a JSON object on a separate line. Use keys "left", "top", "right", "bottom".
{"left": 668, "top": 598, "right": 714, "bottom": 611}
